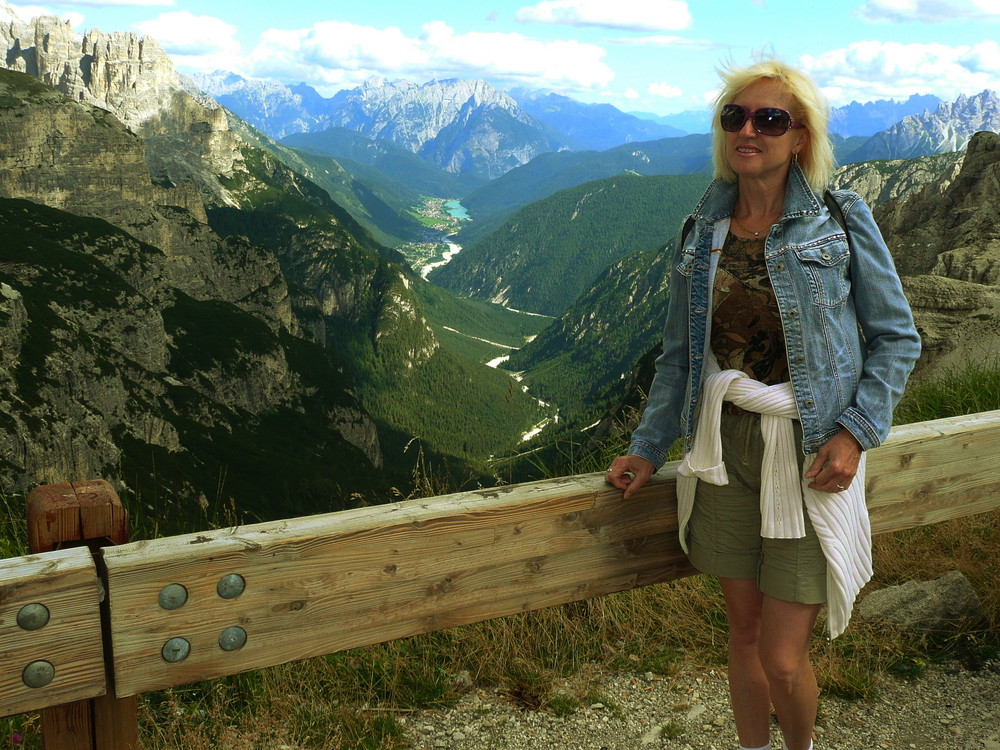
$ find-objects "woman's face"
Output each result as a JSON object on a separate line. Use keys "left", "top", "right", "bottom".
{"left": 725, "top": 78, "right": 809, "bottom": 185}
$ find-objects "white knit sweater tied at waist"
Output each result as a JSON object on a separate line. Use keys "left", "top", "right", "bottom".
{"left": 675, "top": 361, "right": 873, "bottom": 638}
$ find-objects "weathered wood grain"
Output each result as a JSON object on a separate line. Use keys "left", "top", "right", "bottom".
{"left": 70, "top": 411, "right": 1000, "bottom": 697}
{"left": 26, "top": 480, "right": 127, "bottom": 554}
{"left": 102, "top": 475, "right": 694, "bottom": 696}
{"left": 26, "top": 479, "right": 139, "bottom": 750}
{"left": 0, "top": 548, "right": 105, "bottom": 718}
{"left": 866, "top": 410, "right": 1000, "bottom": 533}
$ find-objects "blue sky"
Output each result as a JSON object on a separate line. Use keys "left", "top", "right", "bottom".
{"left": 5, "top": 0, "right": 1000, "bottom": 114}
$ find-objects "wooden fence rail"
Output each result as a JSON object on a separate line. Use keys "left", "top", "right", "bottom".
{"left": 3, "top": 410, "right": 1000, "bottom": 747}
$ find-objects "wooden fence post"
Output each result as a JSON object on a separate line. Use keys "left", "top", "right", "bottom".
{"left": 27, "top": 480, "right": 140, "bottom": 750}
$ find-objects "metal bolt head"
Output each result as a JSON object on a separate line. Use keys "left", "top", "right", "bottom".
{"left": 161, "top": 637, "right": 191, "bottom": 663}
{"left": 158, "top": 584, "right": 188, "bottom": 610}
{"left": 216, "top": 573, "right": 245, "bottom": 600}
{"left": 17, "top": 603, "right": 50, "bottom": 631}
{"left": 22, "top": 660, "right": 55, "bottom": 689}
{"left": 218, "top": 626, "right": 247, "bottom": 652}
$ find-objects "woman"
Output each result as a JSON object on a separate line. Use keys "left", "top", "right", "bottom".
{"left": 605, "top": 59, "right": 921, "bottom": 750}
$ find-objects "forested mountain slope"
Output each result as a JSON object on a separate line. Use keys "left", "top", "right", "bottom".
{"left": 432, "top": 172, "right": 710, "bottom": 316}
{"left": 0, "top": 44, "right": 541, "bottom": 518}
{"left": 459, "top": 134, "right": 713, "bottom": 245}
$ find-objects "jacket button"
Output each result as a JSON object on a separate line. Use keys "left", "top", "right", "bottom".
{"left": 821, "top": 252, "right": 831, "bottom": 260}
{"left": 788, "top": 309, "right": 797, "bottom": 317}
{"left": 775, "top": 263, "right": 784, "bottom": 271}
{"left": 804, "top": 399, "right": 814, "bottom": 407}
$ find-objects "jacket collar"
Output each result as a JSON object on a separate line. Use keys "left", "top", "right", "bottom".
{"left": 690, "top": 160, "right": 822, "bottom": 224}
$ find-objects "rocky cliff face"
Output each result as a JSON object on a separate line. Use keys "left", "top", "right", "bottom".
{"left": 1, "top": 11, "right": 248, "bottom": 208}
{"left": 832, "top": 151, "right": 964, "bottom": 206}
{"left": 874, "top": 131, "right": 1000, "bottom": 377}
{"left": 0, "top": 62, "right": 449, "bottom": 516}
{"left": 0, "top": 196, "right": 384, "bottom": 520}
{"left": 0, "top": 69, "right": 290, "bottom": 325}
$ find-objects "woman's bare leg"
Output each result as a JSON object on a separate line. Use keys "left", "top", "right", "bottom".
{"left": 758, "top": 595, "right": 821, "bottom": 750}
{"left": 719, "top": 577, "right": 771, "bottom": 748}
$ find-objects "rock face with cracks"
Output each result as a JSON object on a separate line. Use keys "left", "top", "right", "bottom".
{"left": 0, "top": 27, "right": 448, "bottom": 512}
{"left": 874, "top": 131, "right": 1000, "bottom": 380}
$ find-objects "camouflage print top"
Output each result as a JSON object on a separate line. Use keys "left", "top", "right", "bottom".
{"left": 711, "top": 232, "right": 790, "bottom": 386}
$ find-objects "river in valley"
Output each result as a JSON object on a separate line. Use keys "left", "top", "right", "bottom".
{"left": 408, "top": 198, "right": 559, "bottom": 444}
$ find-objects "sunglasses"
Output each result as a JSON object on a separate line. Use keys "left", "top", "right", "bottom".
{"left": 720, "top": 104, "right": 804, "bottom": 136}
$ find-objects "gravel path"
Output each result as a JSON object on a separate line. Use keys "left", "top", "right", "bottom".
{"left": 401, "top": 661, "right": 1000, "bottom": 750}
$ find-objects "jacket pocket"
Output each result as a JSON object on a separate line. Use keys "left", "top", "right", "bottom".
{"left": 675, "top": 249, "right": 696, "bottom": 278}
{"left": 792, "top": 237, "right": 850, "bottom": 307}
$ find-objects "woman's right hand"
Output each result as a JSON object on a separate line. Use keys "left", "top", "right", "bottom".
{"left": 604, "top": 455, "right": 656, "bottom": 499}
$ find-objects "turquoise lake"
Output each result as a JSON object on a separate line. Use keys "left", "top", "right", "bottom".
{"left": 444, "top": 200, "right": 469, "bottom": 220}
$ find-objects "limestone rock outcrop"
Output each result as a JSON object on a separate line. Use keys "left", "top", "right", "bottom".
{"left": 871, "top": 132, "right": 1000, "bottom": 380}
{"left": 832, "top": 151, "right": 964, "bottom": 207}
{"left": 1, "top": 10, "right": 244, "bottom": 207}
{"left": 0, "top": 65, "right": 395, "bottom": 512}
{"left": 859, "top": 571, "right": 983, "bottom": 632}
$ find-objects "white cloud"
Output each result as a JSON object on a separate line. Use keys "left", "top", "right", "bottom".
{"left": 800, "top": 40, "right": 1000, "bottom": 105}
{"left": 245, "top": 20, "right": 614, "bottom": 94}
{"left": 515, "top": 0, "right": 692, "bottom": 32}
{"left": 858, "top": 0, "right": 1000, "bottom": 23}
{"left": 623, "top": 87, "right": 640, "bottom": 99}
{"left": 648, "top": 81, "right": 682, "bottom": 98}
{"left": 134, "top": 11, "right": 240, "bottom": 69}
{"left": 610, "top": 34, "right": 718, "bottom": 50}
{"left": 39, "top": 0, "right": 172, "bottom": 6}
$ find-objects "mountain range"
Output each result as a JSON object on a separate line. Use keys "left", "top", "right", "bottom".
{"left": 192, "top": 73, "right": 573, "bottom": 181}
{"left": 184, "top": 65, "right": 998, "bottom": 272}
{"left": 0, "top": 12, "right": 544, "bottom": 519}
{"left": 3, "top": 3, "right": 1000, "bottom": 512}
{"left": 263, "top": 79, "right": 988, "bottom": 252}
{"left": 850, "top": 90, "right": 1000, "bottom": 162}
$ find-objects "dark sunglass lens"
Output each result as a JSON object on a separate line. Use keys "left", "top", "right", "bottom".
{"left": 720, "top": 105, "right": 746, "bottom": 132}
{"left": 754, "top": 108, "right": 791, "bottom": 135}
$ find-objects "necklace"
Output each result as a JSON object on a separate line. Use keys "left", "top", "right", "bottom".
{"left": 732, "top": 214, "right": 776, "bottom": 238}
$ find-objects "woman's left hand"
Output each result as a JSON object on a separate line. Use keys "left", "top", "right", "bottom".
{"left": 804, "top": 428, "right": 863, "bottom": 493}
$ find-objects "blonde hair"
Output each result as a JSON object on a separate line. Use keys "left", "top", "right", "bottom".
{"left": 710, "top": 57, "right": 835, "bottom": 193}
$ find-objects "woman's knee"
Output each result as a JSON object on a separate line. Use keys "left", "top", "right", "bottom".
{"left": 758, "top": 648, "right": 811, "bottom": 692}
{"left": 728, "top": 613, "right": 761, "bottom": 650}
{"left": 721, "top": 578, "right": 764, "bottom": 648}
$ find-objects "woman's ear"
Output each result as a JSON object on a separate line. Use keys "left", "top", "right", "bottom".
{"left": 793, "top": 129, "right": 810, "bottom": 156}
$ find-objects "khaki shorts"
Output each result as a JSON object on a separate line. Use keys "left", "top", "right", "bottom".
{"left": 687, "top": 412, "right": 828, "bottom": 605}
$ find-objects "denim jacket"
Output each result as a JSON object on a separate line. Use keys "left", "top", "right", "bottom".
{"left": 629, "top": 162, "right": 921, "bottom": 468}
